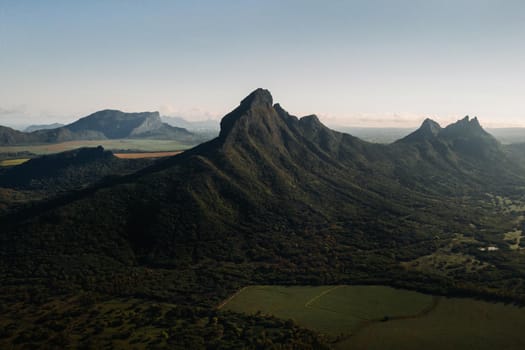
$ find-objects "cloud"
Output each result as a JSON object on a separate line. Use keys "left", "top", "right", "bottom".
{"left": 320, "top": 112, "right": 457, "bottom": 128}
{"left": 0, "top": 107, "right": 20, "bottom": 116}
{"left": 158, "top": 104, "right": 221, "bottom": 121}
{"left": 0, "top": 105, "right": 35, "bottom": 128}
{"left": 320, "top": 112, "right": 525, "bottom": 128}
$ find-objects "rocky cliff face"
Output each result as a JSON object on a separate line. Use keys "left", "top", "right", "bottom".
{"left": 0, "top": 110, "right": 196, "bottom": 145}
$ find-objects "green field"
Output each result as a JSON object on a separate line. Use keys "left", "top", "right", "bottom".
{"left": 221, "top": 285, "right": 525, "bottom": 349}
{"left": 0, "top": 139, "right": 192, "bottom": 156}
{"left": 341, "top": 297, "right": 525, "bottom": 350}
{"left": 221, "top": 285, "right": 434, "bottom": 336}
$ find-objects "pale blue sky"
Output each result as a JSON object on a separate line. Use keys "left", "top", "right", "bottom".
{"left": 1, "top": 0, "right": 525, "bottom": 127}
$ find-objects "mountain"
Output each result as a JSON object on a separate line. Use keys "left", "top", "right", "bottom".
{"left": 0, "top": 110, "right": 197, "bottom": 146}
{"left": 24, "top": 123, "right": 65, "bottom": 132}
{"left": 400, "top": 118, "right": 442, "bottom": 142}
{"left": 2, "top": 88, "right": 525, "bottom": 347}
{"left": 394, "top": 116, "right": 525, "bottom": 196}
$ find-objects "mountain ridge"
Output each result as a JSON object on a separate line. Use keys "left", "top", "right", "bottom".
{"left": 0, "top": 109, "right": 196, "bottom": 146}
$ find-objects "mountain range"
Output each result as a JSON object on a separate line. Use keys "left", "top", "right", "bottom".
{"left": 0, "top": 110, "right": 196, "bottom": 146}
{"left": 2, "top": 88, "right": 524, "bottom": 302}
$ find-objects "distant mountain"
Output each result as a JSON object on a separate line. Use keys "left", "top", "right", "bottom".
{"left": 0, "top": 125, "right": 35, "bottom": 145}
{"left": 24, "top": 123, "right": 64, "bottom": 132}
{"left": 0, "top": 110, "right": 198, "bottom": 146}
{"left": 0, "top": 146, "right": 153, "bottom": 192}
{"left": 162, "top": 115, "right": 219, "bottom": 131}
{"left": 331, "top": 124, "right": 525, "bottom": 145}
{"left": 398, "top": 116, "right": 503, "bottom": 161}
{"left": 400, "top": 118, "right": 441, "bottom": 142}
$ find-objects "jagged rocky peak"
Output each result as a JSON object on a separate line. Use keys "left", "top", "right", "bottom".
{"left": 300, "top": 114, "right": 321, "bottom": 124}
{"left": 299, "top": 114, "right": 324, "bottom": 131}
{"left": 454, "top": 115, "right": 480, "bottom": 127}
{"left": 421, "top": 118, "right": 441, "bottom": 128}
{"left": 420, "top": 118, "right": 442, "bottom": 136}
{"left": 239, "top": 88, "right": 273, "bottom": 108}
{"left": 442, "top": 115, "right": 488, "bottom": 137}
{"left": 219, "top": 88, "right": 276, "bottom": 139}
{"left": 397, "top": 117, "right": 442, "bottom": 143}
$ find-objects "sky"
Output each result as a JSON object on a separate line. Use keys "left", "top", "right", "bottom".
{"left": 1, "top": 0, "right": 525, "bottom": 128}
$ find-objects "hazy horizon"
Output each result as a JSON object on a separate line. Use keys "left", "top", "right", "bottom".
{"left": 2, "top": 1, "right": 525, "bottom": 128}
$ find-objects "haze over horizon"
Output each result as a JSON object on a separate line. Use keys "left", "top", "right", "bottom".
{"left": 2, "top": 0, "right": 525, "bottom": 128}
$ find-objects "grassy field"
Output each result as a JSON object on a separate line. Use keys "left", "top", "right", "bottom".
{"left": 340, "top": 297, "right": 525, "bottom": 350}
{"left": 221, "top": 285, "right": 525, "bottom": 349}
{"left": 0, "top": 158, "right": 30, "bottom": 167}
{"left": 114, "top": 151, "right": 183, "bottom": 159}
{"left": 221, "top": 285, "right": 434, "bottom": 337}
{"left": 0, "top": 139, "right": 191, "bottom": 155}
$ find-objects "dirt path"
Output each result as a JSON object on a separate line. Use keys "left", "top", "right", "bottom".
{"left": 305, "top": 285, "right": 343, "bottom": 308}
{"left": 216, "top": 287, "right": 248, "bottom": 310}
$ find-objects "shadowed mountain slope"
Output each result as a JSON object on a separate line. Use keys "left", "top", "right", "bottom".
{"left": 0, "top": 146, "right": 153, "bottom": 192}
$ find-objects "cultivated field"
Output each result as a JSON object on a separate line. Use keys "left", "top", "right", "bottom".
{"left": 0, "top": 139, "right": 190, "bottom": 155}
{"left": 340, "top": 297, "right": 525, "bottom": 350}
{"left": 114, "top": 151, "right": 182, "bottom": 159}
{"left": 221, "top": 285, "right": 433, "bottom": 336}
{"left": 221, "top": 285, "right": 525, "bottom": 349}
{"left": 0, "top": 159, "right": 30, "bottom": 167}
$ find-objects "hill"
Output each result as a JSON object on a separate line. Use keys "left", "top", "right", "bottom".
{"left": 0, "top": 146, "right": 153, "bottom": 193}
{"left": 0, "top": 110, "right": 197, "bottom": 146}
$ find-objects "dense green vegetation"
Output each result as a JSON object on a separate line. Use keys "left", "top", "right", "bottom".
{"left": 2, "top": 89, "right": 525, "bottom": 348}
{"left": 0, "top": 291, "right": 327, "bottom": 349}
{"left": 0, "top": 146, "right": 154, "bottom": 192}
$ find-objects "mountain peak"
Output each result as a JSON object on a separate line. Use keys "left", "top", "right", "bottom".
{"left": 420, "top": 118, "right": 442, "bottom": 134}
{"left": 219, "top": 88, "right": 275, "bottom": 139}
{"left": 398, "top": 118, "right": 442, "bottom": 143}
{"left": 240, "top": 88, "right": 273, "bottom": 108}
{"left": 441, "top": 115, "right": 487, "bottom": 138}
